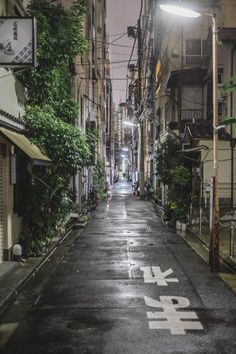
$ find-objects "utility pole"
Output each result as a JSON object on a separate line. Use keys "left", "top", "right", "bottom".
{"left": 137, "top": 18, "right": 145, "bottom": 200}
{"left": 209, "top": 14, "right": 219, "bottom": 272}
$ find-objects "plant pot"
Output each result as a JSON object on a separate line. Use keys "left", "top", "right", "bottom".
{"left": 181, "top": 222, "right": 188, "bottom": 232}
{"left": 176, "top": 220, "right": 181, "bottom": 230}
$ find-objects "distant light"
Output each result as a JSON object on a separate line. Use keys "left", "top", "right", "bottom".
{"left": 122, "top": 147, "right": 129, "bottom": 151}
{"left": 123, "top": 120, "right": 136, "bottom": 127}
{"left": 159, "top": 4, "right": 201, "bottom": 18}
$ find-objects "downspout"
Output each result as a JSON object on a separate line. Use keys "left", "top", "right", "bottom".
{"left": 230, "top": 45, "right": 236, "bottom": 210}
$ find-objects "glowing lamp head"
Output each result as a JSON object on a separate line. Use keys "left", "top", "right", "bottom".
{"left": 159, "top": 4, "right": 201, "bottom": 18}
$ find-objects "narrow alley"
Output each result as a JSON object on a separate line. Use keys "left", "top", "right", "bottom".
{"left": 1, "top": 182, "right": 236, "bottom": 354}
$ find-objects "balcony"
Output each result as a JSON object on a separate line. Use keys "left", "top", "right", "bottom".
{"left": 184, "top": 55, "right": 201, "bottom": 66}
{"left": 181, "top": 109, "right": 203, "bottom": 121}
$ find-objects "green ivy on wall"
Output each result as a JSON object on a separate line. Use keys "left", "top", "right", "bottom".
{"left": 17, "top": 0, "right": 91, "bottom": 256}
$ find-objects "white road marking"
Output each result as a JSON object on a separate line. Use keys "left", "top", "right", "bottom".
{"left": 140, "top": 266, "right": 179, "bottom": 286}
{"left": 144, "top": 296, "right": 203, "bottom": 335}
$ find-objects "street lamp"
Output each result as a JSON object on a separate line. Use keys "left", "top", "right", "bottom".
{"left": 123, "top": 120, "right": 137, "bottom": 127}
{"left": 159, "top": 4, "right": 201, "bottom": 18}
{"left": 159, "top": 3, "right": 219, "bottom": 271}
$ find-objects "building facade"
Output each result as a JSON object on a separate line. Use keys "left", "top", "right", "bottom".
{"left": 142, "top": 0, "right": 236, "bottom": 210}
{"left": 0, "top": 0, "right": 51, "bottom": 261}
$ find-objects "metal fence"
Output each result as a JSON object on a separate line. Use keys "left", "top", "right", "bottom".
{"left": 189, "top": 204, "right": 235, "bottom": 260}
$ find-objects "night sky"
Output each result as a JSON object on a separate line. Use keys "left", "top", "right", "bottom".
{"left": 106, "top": 0, "right": 141, "bottom": 105}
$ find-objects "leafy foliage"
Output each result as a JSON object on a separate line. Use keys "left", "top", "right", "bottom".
{"left": 92, "top": 159, "right": 107, "bottom": 198}
{"left": 26, "top": 105, "right": 91, "bottom": 175}
{"left": 155, "top": 135, "right": 191, "bottom": 223}
{"left": 156, "top": 135, "right": 181, "bottom": 185}
{"left": 18, "top": 0, "right": 90, "bottom": 256}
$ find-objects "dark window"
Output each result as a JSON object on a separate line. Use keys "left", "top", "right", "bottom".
{"left": 186, "top": 39, "right": 201, "bottom": 56}
{"left": 13, "top": 151, "right": 30, "bottom": 216}
{"left": 218, "top": 67, "right": 224, "bottom": 85}
{"left": 80, "top": 97, "right": 83, "bottom": 127}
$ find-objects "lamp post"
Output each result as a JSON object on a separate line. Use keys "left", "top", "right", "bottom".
{"left": 159, "top": 3, "right": 219, "bottom": 271}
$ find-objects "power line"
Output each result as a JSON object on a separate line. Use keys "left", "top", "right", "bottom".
{"left": 81, "top": 77, "right": 131, "bottom": 80}
{"left": 86, "top": 37, "right": 136, "bottom": 49}
{"left": 76, "top": 59, "right": 137, "bottom": 66}
{"left": 107, "top": 32, "right": 127, "bottom": 37}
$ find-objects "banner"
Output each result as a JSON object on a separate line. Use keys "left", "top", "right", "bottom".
{"left": 0, "top": 17, "right": 36, "bottom": 67}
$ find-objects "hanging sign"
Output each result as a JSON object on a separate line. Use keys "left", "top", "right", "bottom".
{"left": 0, "top": 17, "right": 37, "bottom": 67}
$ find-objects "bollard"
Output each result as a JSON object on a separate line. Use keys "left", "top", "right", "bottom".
{"left": 12, "top": 243, "right": 22, "bottom": 262}
{"left": 230, "top": 221, "right": 235, "bottom": 258}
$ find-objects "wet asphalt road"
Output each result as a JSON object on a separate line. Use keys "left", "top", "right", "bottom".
{"left": 1, "top": 181, "right": 236, "bottom": 354}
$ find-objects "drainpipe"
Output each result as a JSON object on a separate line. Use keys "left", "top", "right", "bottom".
{"left": 230, "top": 45, "right": 236, "bottom": 210}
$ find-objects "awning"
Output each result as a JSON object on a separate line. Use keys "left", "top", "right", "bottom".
{"left": 166, "top": 68, "right": 207, "bottom": 88}
{"left": 0, "top": 127, "right": 51, "bottom": 166}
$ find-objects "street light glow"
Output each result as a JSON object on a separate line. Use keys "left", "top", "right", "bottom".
{"left": 159, "top": 2, "right": 219, "bottom": 271}
{"left": 159, "top": 4, "right": 201, "bottom": 18}
{"left": 123, "top": 120, "right": 137, "bottom": 127}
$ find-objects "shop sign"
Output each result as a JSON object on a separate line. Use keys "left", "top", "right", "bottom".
{"left": 0, "top": 17, "right": 36, "bottom": 67}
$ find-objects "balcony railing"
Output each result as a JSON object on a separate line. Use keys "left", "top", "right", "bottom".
{"left": 181, "top": 109, "right": 203, "bottom": 121}
{"left": 184, "top": 55, "right": 201, "bottom": 66}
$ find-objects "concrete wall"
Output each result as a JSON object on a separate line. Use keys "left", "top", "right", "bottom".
{"left": 218, "top": 0, "right": 236, "bottom": 28}
{"left": 0, "top": 70, "right": 25, "bottom": 118}
{"left": 0, "top": 0, "right": 28, "bottom": 260}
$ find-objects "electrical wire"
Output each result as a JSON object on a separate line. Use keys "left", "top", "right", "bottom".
{"left": 86, "top": 37, "right": 135, "bottom": 49}
{"left": 76, "top": 59, "right": 137, "bottom": 66}
{"left": 85, "top": 96, "right": 123, "bottom": 115}
{"left": 125, "top": 0, "right": 144, "bottom": 106}
{"left": 110, "top": 33, "right": 127, "bottom": 44}
{"left": 107, "top": 32, "right": 127, "bottom": 37}
{"left": 80, "top": 77, "right": 131, "bottom": 80}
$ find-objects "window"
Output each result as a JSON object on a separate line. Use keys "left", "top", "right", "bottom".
{"left": 185, "top": 39, "right": 206, "bottom": 65}
{"left": 186, "top": 39, "right": 201, "bottom": 56}
{"left": 182, "top": 86, "right": 203, "bottom": 120}
{"left": 218, "top": 67, "right": 224, "bottom": 86}
{"left": 80, "top": 97, "right": 83, "bottom": 128}
{"left": 13, "top": 151, "right": 30, "bottom": 216}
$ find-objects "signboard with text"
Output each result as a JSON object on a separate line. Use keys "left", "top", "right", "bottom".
{"left": 0, "top": 17, "right": 36, "bottom": 67}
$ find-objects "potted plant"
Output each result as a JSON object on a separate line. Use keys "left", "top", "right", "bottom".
{"left": 174, "top": 205, "right": 188, "bottom": 231}
{"left": 180, "top": 213, "right": 188, "bottom": 232}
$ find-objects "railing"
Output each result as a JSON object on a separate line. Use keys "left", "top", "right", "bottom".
{"left": 189, "top": 204, "right": 236, "bottom": 260}
{"left": 181, "top": 109, "right": 203, "bottom": 121}
{"left": 151, "top": 197, "right": 165, "bottom": 222}
{"left": 219, "top": 220, "right": 235, "bottom": 259}
{"left": 184, "top": 55, "right": 201, "bottom": 66}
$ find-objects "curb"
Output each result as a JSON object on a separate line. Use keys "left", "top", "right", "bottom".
{"left": 151, "top": 202, "right": 236, "bottom": 274}
{"left": 0, "top": 223, "right": 77, "bottom": 316}
{"left": 187, "top": 229, "right": 236, "bottom": 273}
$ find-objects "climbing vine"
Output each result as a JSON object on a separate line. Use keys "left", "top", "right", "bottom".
{"left": 18, "top": 0, "right": 91, "bottom": 256}
{"left": 156, "top": 135, "right": 191, "bottom": 223}
{"left": 92, "top": 159, "right": 107, "bottom": 198}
